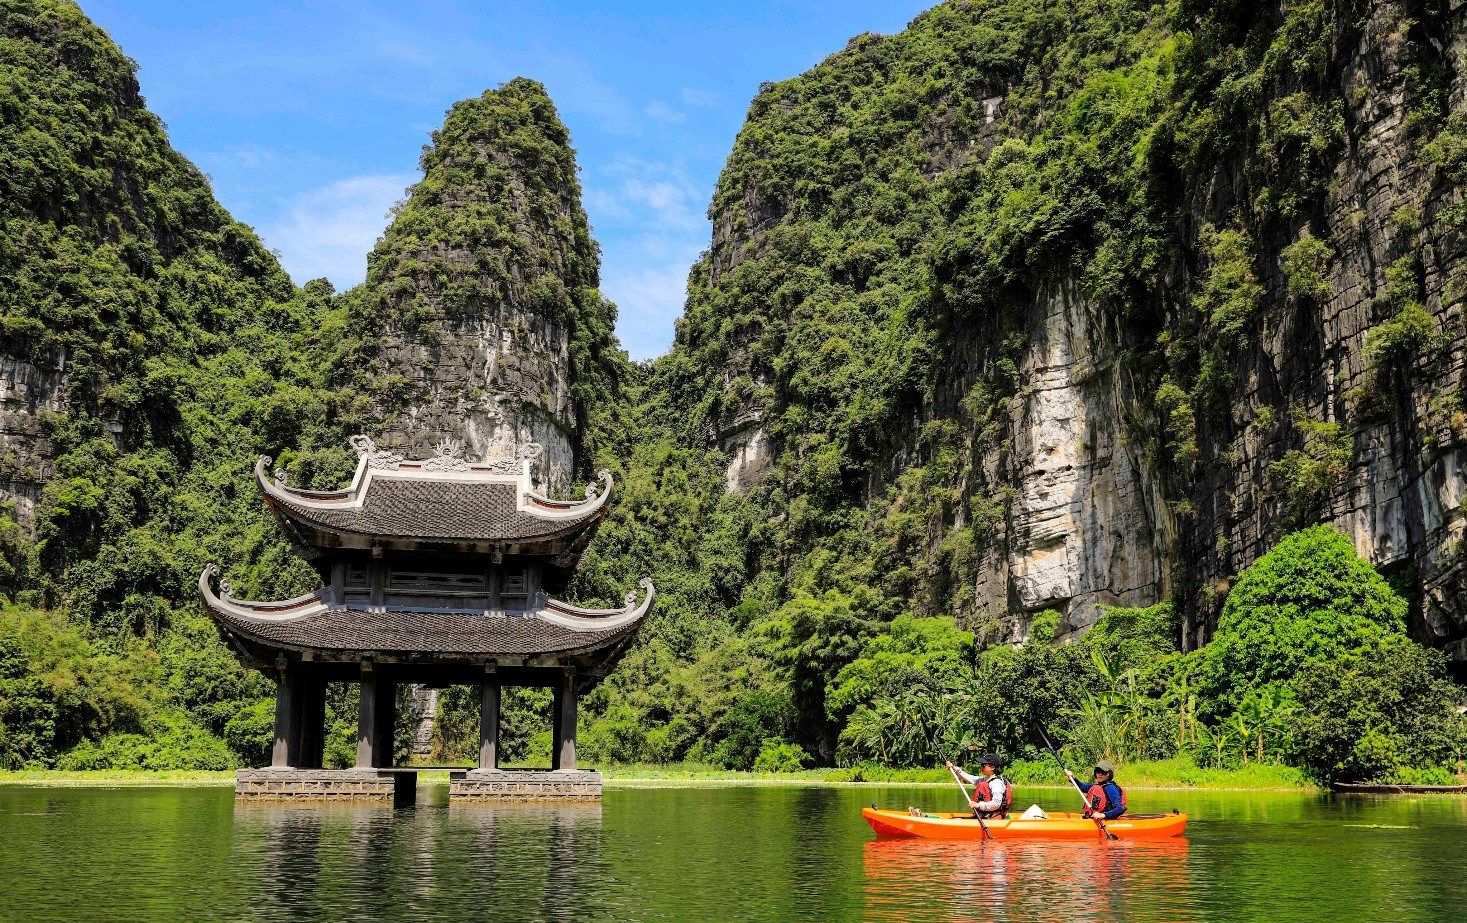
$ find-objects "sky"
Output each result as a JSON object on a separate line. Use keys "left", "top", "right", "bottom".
{"left": 83, "top": 0, "right": 934, "bottom": 360}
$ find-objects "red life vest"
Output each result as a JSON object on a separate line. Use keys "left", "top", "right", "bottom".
{"left": 974, "top": 775, "right": 1013, "bottom": 815}
{"left": 1085, "top": 781, "right": 1126, "bottom": 815}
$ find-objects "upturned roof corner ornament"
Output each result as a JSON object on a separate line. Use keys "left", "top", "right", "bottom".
{"left": 424, "top": 438, "right": 471, "bottom": 472}
{"left": 204, "top": 563, "right": 235, "bottom": 600}
{"left": 273, "top": 467, "right": 289, "bottom": 488}
{"left": 350, "top": 434, "right": 403, "bottom": 471}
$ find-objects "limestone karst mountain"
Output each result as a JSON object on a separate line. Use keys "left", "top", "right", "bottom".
{"left": 663, "top": 0, "right": 1467, "bottom": 657}
{"left": 339, "top": 78, "right": 622, "bottom": 491}
{"left": 3, "top": 0, "right": 1467, "bottom": 774}
{"left": 0, "top": 0, "right": 297, "bottom": 535}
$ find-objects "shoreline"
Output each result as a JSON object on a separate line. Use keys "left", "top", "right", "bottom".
{"left": 0, "top": 765, "right": 1320, "bottom": 792}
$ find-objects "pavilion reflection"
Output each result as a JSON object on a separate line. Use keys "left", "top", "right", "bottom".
{"left": 231, "top": 798, "right": 607, "bottom": 922}
{"left": 862, "top": 835, "right": 1193, "bottom": 922}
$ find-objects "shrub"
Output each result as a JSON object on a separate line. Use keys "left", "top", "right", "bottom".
{"left": 752, "top": 738, "right": 811, "bottom": 773}
{"left": 1289, "top": 637, "right": 1467, "bottom": 783}
{"left": 1269, "top": 412, "right": 1351, "bottom": 526}
{"left": 1279, "top": 234, "right": 1333, "bottom": 301}
{"left": 55, "top": 714, "right": 237, "bottom": 771}
{"left": 1198, "top": 526, "right": 1405, "bottom": 711}
{"left": 223, "top": 698, "right": 275, "bottom": 767}
{"left": 711, "top": 690, "right": 794, "bottom": 770}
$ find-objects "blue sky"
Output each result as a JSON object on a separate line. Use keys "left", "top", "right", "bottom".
{"left": 84, "top": 1, "right": 933, "bottom": 359}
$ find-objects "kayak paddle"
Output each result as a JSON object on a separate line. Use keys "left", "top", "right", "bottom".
{"left": 946, "top": 761, "right": 992, "bottom": 840}
{"left": 1036, "top": 726, "right": 1117, "bottom": 841}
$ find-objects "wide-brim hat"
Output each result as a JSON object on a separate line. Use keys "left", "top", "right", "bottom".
{"left": 1094, "top": 759, "right": 1115, "bottom": 774}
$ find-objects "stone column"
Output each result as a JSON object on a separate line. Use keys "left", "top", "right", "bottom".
{"left": 551, "top": 669, "right": 577, "bottom": 771}
{"left": 372, "top": 673, "right": 398, "bottom": 769}
{"left": 356, "top": 663, "right": 379, "bottom": 769}
{"left": 479, "top": 680, "right": 500, "bottom": 770}
{"left": 270, "top": 665, "right": 296, "bottom": 768}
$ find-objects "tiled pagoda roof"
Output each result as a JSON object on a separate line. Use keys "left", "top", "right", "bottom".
{"left": 257, "top": 437, "right": 610, "bottom": 553}
{"left": 200, "top": 565, "right": 654, "bottom": 660}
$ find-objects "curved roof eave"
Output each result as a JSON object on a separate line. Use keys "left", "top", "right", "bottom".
{"left": 197, "top": 565, "right": 654, "bottom": 659}
{"left": 253, "top": 455, "right": 613, "bottom": 545}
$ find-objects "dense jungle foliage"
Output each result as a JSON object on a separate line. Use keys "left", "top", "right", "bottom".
{"left": 2, "top": 0, "right": 1466, "bottom": 784}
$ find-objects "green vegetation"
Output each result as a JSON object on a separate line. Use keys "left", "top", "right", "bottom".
{"left": 1, "top": 0, "right": 1464, "bottom": 790}
{"left": 1269, "top": 411, "right": 1352, "bottom": 527}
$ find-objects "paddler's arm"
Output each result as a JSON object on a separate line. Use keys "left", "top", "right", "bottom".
{"left": 946, "top": 761, "right": 980, "bottom": 785}
{"left": 1065, "top": 770, "right": 1104, "bottom": 816}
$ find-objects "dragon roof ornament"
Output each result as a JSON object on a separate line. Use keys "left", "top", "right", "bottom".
{"left": 350, "top": 434, "right": 404, "bottom": 471}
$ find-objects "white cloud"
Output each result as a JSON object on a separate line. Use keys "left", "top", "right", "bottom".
{"left": 581, "top": 157, "right": 710, "bottom": 359}
{"left": 601, "top": 261, "right": 693, "bottom": 361}
{"left": 587, "top": 157, "right": 705, "bottom": 233}
{"left": 260, "top": 173, "right": 416, "bottom": 289}
{"left": 645, "top": 100, "right": 686, "bottom": 124}
{"left": 197, "top": 143, "right": 278, "bottom": 169}
{"left": 681, "top": 87, "right": 716, "bottom": 107}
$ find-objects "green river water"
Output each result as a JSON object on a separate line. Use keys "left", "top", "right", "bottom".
{"left": 1, "top": 783, "right": 1463, "bottom": 922}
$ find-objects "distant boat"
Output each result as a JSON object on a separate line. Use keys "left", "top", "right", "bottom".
{"left": 1331, "top": 782, "right": 1467, "bottom": 794}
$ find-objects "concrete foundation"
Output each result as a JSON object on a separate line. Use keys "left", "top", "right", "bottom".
{"left": 235, "top": 769, "right": 417, "bottom": 804}
{"left": 449, "top": 769, "right": 603, "bottom": 801}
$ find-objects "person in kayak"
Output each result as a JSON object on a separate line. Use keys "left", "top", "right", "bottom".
{"left": 945, "top": 753, "right": 1012, "bottom": 818}
{"left": 1065, "top": 759, "right": 1126, "bottom": 820}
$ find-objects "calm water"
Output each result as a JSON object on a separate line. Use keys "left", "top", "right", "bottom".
{"left": 1, "top": 783, "right": 1464, "bottom": 922}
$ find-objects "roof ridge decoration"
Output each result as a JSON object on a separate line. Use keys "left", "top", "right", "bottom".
{"left": 481, "top": 441, "right": 544, "bottom": 475}
{"left": 423, "top": 438, "right": 470, "bottom": 472}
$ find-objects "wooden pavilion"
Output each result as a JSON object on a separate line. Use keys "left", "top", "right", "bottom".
{"left": 199, "top": 436, "right": 653, "bottom": 801}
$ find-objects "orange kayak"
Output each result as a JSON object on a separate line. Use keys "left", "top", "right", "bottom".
{"left": 863, "top": 808, "right": 1188, "bottom": 840}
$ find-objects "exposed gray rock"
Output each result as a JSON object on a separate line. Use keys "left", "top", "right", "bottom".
{"left": 0, "top": 350, "right": 66, "bottom": 526}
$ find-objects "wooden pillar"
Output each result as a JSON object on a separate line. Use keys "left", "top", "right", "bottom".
{"left": 270, "top": 664, "right": 296, "bottom": 768}
{"left": 479, "top": 679, "right": 500, "bottom": 770}
{"left": 551, "top": 669, "right": 577, "bottom": 771}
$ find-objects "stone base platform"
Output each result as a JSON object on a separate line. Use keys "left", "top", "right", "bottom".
{"left": 235, "top": 769, "right": 417, "bottom": 804}
{"left": 449, "top": 769, "right": 603, "bottom": 801}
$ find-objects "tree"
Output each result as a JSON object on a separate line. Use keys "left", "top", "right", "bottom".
{"left": 1290, "top": 637, "right": 1467, "bottom": 783}
{"left": 1197, "top": 526, "right": 1406, "bottom": 712}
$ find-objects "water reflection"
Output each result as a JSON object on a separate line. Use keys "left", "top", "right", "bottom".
{"left": 4, "top": 785, "right": 1467, "bottom": 922}
{"left": 863, "top": 836, "right": 1194, "bottom": 922}
{"left": 231, "top": 799, "right": 606, "bottom": 922}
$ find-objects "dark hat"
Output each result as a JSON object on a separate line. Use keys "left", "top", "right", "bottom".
{"left": 978, "top": 752, "right": 1004, "bottom": 770}
{"left": 1094, "top": 760, "right": 1115, "bottom": 774}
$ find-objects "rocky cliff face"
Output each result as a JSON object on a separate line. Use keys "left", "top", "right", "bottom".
{"left": 0, "top": 351, "right": 65, "bottom": 526}
{"left": 673, "top": 1, "right": 1467, "bottom": 654}
{"left": 968, "top": 280, "right": 1172, "bottom": 642}
{"left": 1171, "top": 0, "right": 1467, "bottom": 654}
{"left": 347, "top": 78, "right": 619, "bottom": 491}
{"left": 0, "top": 0, "right": 297, "bottom": 543}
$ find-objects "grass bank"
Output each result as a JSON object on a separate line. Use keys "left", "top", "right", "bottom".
{"left": 601, "top": 758, "right": 1317, "bottom": 791}
{"left": 0, "top": 759, "right": 1316, "bottom": 791}
{"left": 0, "top": 770, "right": 237, "bottom": 787}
